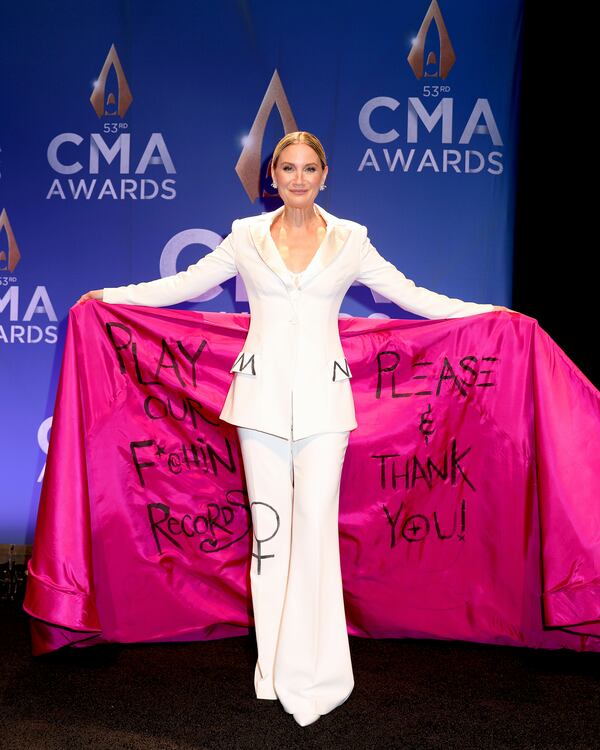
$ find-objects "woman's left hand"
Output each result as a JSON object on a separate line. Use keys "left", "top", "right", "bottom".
{"left": 492, "top": 305, "right": 518, "bottom": 313}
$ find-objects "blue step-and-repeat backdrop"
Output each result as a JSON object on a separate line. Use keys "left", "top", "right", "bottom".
{"left": 0, "top": 0, "right": 523, "bottom": 542}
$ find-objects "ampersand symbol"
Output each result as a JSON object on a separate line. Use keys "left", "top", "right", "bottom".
{"left": 418, "top": 403, "right": 435, "bottom": 445}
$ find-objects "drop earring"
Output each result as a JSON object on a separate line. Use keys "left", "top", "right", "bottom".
{"left": 271, "top": 182, "right": 278, "bottom": 189}
{"left": 319, "top": 184, "right": 327, "bottom": 191}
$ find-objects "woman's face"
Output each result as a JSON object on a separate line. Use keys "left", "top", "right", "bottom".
{"left": 272, "top": 143, "right": 328, "bottom": 209}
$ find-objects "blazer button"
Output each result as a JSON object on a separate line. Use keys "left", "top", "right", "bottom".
{"left": 289, "top": 317, "right": 298, "bottom": 324}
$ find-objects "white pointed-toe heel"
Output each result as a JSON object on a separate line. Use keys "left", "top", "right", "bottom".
{"left": 292, "top": 708, "right": 321, "bottom": 727}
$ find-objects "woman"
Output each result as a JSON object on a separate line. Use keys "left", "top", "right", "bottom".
{"left": 76, "top": 131, "right": 510, "bottom": 727}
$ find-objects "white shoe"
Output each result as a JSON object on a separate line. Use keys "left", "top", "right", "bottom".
{"left": 292, "top": 708, "right": 321, "bottom": 727}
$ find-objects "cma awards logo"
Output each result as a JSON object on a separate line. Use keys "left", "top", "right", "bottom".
{"left": 0, "top": 208, "right": 20, "bottom": 273}
{"left": 407, "top": 0, "right": 456, "bottom": 80}
{"left": 46, "top": 44, "right": 176, "bottom": 201}
{"left": 235, "top": 70, "right": 298, "bottom": 203}
{"left": 0, "top": 209, "right": 58, "bottom": 345}
{"left": 358, "top": 0, "right": 504, "bottom": 176}
{"left": 89, "top": 43, "right": 133, "bottom": 118}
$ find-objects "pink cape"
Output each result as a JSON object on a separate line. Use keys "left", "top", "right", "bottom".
{"left": 23, "top": 302, "right": 600, "bottom": 655}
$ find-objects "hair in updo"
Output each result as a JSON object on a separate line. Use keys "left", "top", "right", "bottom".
{"left": 271, "top": 131, "right": 327, "bottom": 170}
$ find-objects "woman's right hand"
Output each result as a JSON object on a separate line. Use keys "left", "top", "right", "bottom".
{"left": 73, "top": 289, "right": 104, "bottom": 307}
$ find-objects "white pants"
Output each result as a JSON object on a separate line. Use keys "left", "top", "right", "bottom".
{"left": 236, "top": 424, "right": 354, "bottom": 718}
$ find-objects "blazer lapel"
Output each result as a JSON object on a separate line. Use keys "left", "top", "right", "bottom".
{"left": 248, "top": 203, "right": 287, "bottom": 280}
{"left": 249, "top": 202, "right": 352, "bottom": 288}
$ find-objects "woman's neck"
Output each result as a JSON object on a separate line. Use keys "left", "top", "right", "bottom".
{"left": 279, "top": 204, "right": 323, "bottom": 231}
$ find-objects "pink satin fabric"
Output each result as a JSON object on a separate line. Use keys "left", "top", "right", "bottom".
{"left": 23, "top": 302, "right": 600, "bottom": 655}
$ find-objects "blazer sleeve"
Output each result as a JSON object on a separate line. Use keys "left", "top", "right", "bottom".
{"left": 102, "top": 220, "right": 239, "bottom": 307}
{"left": 355, "top": 227, "right": 495, "bottom": 320}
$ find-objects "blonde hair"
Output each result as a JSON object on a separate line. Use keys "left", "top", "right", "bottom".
{"left": 271, "top": 131, "right": 327, "bottom": 170}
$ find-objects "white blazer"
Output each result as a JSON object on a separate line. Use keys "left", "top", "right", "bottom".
{"left": 103, "top": 203, "right": 494, "bottom": 440}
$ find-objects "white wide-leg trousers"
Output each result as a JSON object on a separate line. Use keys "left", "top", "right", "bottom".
{"left": 237, "top": 424, "right": 354, "bottom": 720}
